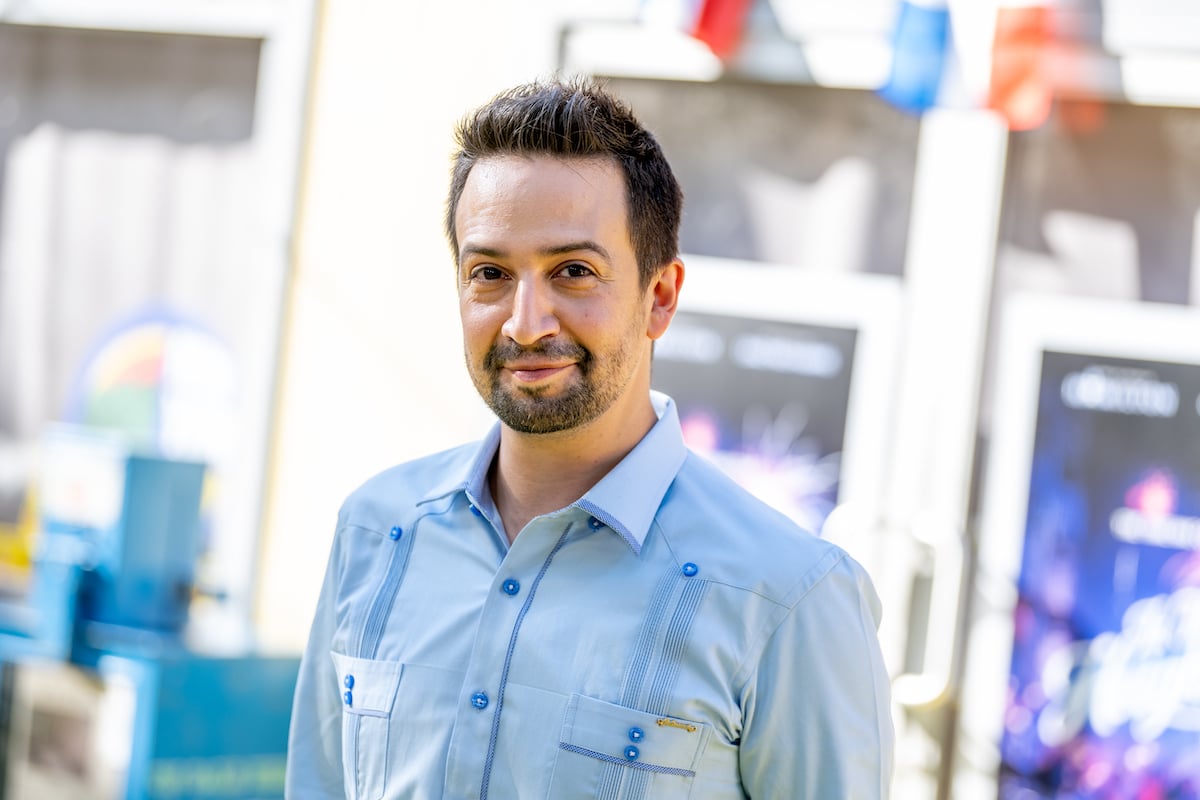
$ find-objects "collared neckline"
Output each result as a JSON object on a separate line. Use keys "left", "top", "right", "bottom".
{"left": 571, "top": 391, "right": 685, "bottom": 554}
{"left": 418, "top": 392, "right": 687, "bottom": 555}
{"left": 419, "top": 421, "right": 500, "bottom": 510}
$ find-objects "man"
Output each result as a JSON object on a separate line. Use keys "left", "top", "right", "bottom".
{"left": 286, "top": 76, "right": 894, "bottom": 799}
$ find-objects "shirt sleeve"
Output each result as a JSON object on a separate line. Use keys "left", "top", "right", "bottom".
{"left": 285, "top": 528, "right": 347, "bottom": 800}
{"left": 738, "top": 551, "right": 895, "bottom": 799}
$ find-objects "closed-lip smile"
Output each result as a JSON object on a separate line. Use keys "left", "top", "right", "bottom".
{"left": 505, "top": 361, "right": 576, "bottom": 382}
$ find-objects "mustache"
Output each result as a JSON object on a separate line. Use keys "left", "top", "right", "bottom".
{"left": 484, "top": 339, "right": 590, "bottom": 371}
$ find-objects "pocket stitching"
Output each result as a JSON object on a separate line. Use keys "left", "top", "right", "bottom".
{"left": 329, "top": 651, "right": 403, "bottom": 714}
{"left": 329, "top": 652, "right": 403, "bottom": 800}
{"left": 556, "top": 742, "right": 697, "bottom": 778}
{"left": 559, "top": 693, "right": 710, "bottom": 773}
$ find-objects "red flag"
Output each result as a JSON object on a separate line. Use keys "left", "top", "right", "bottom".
{"left": 988, "top": 4, "right": 1054, "bottom": 131}
{"left": 691, "top": 0, "right": 754, "bottom": 61}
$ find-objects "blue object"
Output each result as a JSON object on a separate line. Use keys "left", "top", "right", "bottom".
{"left": 0, "top": 427, "right": 298, "bottom": 799}
{"left": 681, "top": 562, "right": 699, "bottom": 577}
{"left": 3, "top": 653, "right": 300, "bottom": 800}
{"left": 628, "top": 726, "right": 644, "bottom": 742}
{"left": 103, "top": 653, "right": 300, "bottom": 799}
{"left": 0, "top": 431, "right": 205, "bottom": 662}
{"left": 877, "top": 0, "right": 951, "bottom": 114}
{"left": 80, "top": 455, "right": 206, "bottom": 632}
{"left": 501, "top": 578, "right": 520, "bottom": 596}
{"left": 0, "top": 561, "right": 83, "bottom": 660}
{"left": 471, "top": 691, "right": 489, "bottom": 710}
{"left": 624, "top": 745, "right": 640, "bottom": 761}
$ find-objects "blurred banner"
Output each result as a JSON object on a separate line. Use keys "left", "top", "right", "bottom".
{"left": 958, "top": 296, "right": 1200, "bottom": 799}
{"left": 1001, "top": 350, "right": 1200, "bottom": 796}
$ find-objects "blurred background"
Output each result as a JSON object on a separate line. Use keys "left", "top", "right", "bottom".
{"left": 1, "top": 0, "right": 1200, "bottom": 797}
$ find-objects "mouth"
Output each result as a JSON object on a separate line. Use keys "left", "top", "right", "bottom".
{"left": 505, "top": 362, "right": 576, "bottom": 384}
{"left": 483, "top": 340, "right": 589, "bottom": 390}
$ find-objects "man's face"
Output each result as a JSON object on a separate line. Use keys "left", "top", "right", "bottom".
{"left": 455, "top": 155, "right": 653, "bottom": 435}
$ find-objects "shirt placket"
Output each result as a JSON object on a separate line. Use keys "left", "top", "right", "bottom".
{"left": 442, "top": 514, "right": 579, "bottom": 799}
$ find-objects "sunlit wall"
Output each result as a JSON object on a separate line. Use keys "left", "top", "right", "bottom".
{"left": 256, "top": 0, "right": 592, "bottom": 650}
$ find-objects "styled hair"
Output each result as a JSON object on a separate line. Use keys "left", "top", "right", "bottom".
{"left": 445, "top": 76, "right": 683, "bottom": 289}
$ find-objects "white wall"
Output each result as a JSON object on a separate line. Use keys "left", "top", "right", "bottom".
{"left": 255, "top": 0, "right": 589, "bottom": 651}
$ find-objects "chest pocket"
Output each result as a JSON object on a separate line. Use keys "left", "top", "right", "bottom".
{"left": 551, "top": 694, "right": 712, "bottom": 799}
{"left": 330, "top": 652, "right": 403, "bottom": 800}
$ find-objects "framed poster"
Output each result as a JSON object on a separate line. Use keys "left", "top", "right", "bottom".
{"left": 955, "top": 293, "right": 1200, "bottom": 799}
{"left": 652, "top": 253, "right": 903, "bottom": 542}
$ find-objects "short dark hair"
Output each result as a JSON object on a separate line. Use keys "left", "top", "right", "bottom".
{"left": 445, "top": 76, "right": 683, "bottom": 289}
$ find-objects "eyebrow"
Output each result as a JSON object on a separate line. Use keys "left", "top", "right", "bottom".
{"left": 459, "top": 240, "right": 612, "bottom": 263}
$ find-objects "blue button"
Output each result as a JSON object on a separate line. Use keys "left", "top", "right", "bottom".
{"left": 469, "top": 504, "right": 483, "bottom": 517}
{"left": 588, "top": 516, "right": 604, "bottom": 530}
{"left": 624, "top": 745, "right": 640, "bottom": 761}
{"left": 343, "top": 690, "right": 353, "bottom": 707}
{"left": 682, "top": 562, "right": 699, "bottom": 577}
{"left": 502, "top": 578, "right": 520, "bottom": 596}
{"left": 343, "top": 674, "right": 354, "bottom": 689}
{"left": 389, "top": 526, "right": 403, "bottom": 541}
{"left": 628, "top": 726, "right": 644, "bottom": 742}
{"left": 470, "top": 692, "right": 489, "bottom": 710}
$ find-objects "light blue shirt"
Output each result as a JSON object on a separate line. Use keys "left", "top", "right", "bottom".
{"left": 287, "top": 393, "right": 893, "bottom": 799}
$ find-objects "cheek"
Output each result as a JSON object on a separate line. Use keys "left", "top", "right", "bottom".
{"left": 567, "top": 297, "right": 620, "bottom": 334}
{"left": 459, "top": 302, "right": 502, "bottom": 344}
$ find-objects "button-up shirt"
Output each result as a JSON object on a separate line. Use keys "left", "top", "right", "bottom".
{"left": 286, "top": 392, "right": 893, "bottom": 799}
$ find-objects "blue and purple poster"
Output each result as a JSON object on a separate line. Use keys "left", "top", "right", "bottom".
{"left": 999, "top": 350, "right": 1200, "bottom": 798}
{"left": 651, "top": 309, "right": 857, "bottom": 536}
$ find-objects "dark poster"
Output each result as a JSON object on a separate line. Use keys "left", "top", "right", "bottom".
{"left": 652, "top": 309, "right": 857, "bottom": 535}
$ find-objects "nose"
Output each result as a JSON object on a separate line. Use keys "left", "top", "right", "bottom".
{"left": 501, "top": 278, "right": 560, "bottom": 345}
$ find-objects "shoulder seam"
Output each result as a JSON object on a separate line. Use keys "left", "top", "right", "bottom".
{"left": 728, "top": 546, "right": 850, "bottom": 690}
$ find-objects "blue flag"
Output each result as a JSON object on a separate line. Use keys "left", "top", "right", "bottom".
{"left": 878, "top": 0, "right": 951, "bottom": 114}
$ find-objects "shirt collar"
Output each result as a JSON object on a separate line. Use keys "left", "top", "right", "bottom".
{"left": 572, "top": 391, "right": 685, "bottom": 554}
{"left": 420, "top": 422, "right": 501, "bottom": 514}
{"left": 419, "top": 391, "right": 687, "bottom": 555}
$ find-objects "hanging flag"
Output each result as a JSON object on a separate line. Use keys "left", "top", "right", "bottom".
{"left": 692, "top": 0, "right": 755, "bottom": 60}
{"left": 640, "top": 0, "right": 753, "bottom": 62}
{"left": 987, "top": 3, "right": 1054, "bottom": 131}
{"left": 878, "top": 0, "right": 952, "bottom": 115}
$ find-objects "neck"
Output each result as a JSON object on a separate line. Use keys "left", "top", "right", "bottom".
{"left": 490, "top": 394, "right": 657, "bottom": 543}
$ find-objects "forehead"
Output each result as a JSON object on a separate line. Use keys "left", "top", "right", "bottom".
{"left": 455, "top": 155, "right": 629, "bottom": 244}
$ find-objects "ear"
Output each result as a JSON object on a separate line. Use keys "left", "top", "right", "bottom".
{"left": 646, "top": 258, "right": 684, "bottom": 341}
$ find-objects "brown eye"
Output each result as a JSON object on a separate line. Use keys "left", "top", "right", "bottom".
{"left": 561, "top": 263, "right": 593, "bottom": 278}
{"left": 472, "top": 266, "right": 505, "bottom": 281}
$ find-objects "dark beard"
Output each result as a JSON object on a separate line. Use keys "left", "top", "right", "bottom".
{"left": 479, "top": 339, "right": 604, "bottom": 434}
